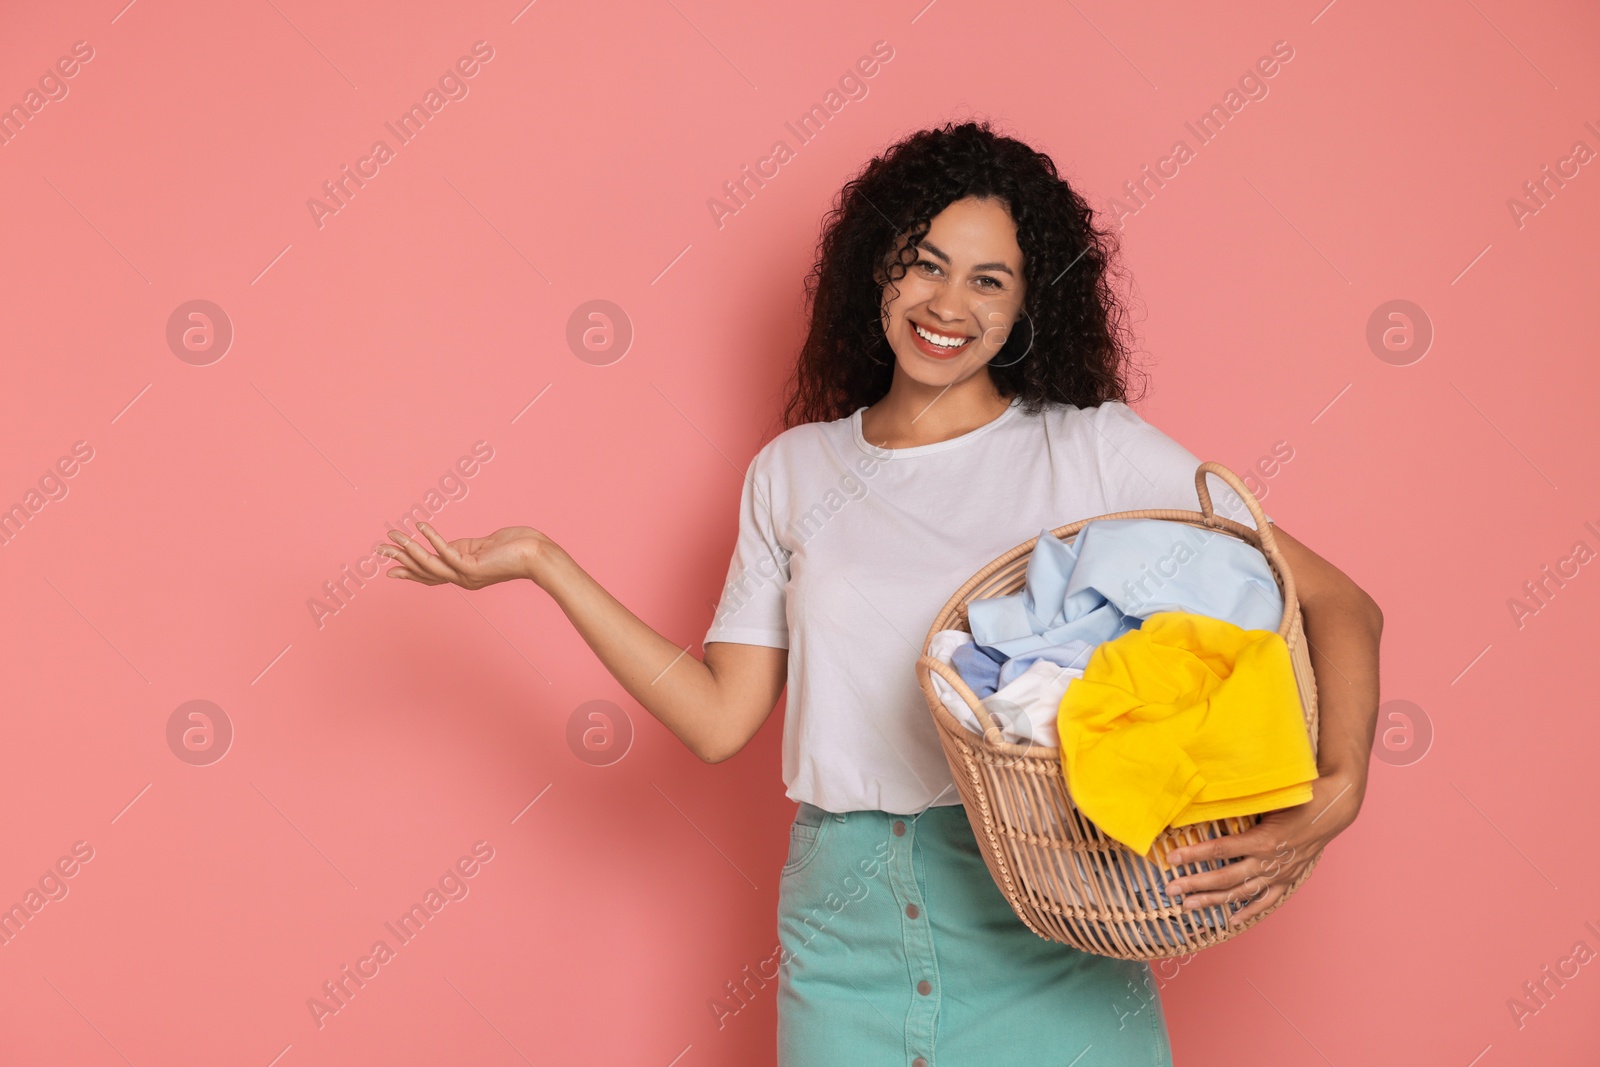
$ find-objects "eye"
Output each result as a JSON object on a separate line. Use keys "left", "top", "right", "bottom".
{"left": 917, "top": 259, "right": 1004, "bottom": 289}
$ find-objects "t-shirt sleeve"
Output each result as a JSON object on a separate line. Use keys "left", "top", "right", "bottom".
{"left": 1091, "top": 401, "right": 1273, "bottom": 529}
{"left": 703, "top": 443, "right": 792, "bottom": 650}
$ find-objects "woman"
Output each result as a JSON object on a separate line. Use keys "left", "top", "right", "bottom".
{"left": 378, "top": 120, "right": 1383, "bottom": 1065}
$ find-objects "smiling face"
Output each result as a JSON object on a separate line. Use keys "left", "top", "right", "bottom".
{"left": 877, "top": 195, "right": 1028, "bottom": 390}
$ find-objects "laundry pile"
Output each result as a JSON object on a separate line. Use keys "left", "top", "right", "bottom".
{"left": 927, "top": 518, "right": 1320, "bottom": 856}
{"left": 924, "top": 517, "right": 1321, "bottom": 943}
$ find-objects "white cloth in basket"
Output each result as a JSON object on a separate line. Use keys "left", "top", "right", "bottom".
{"left": 926, "top": 629, "right": 1077, "bottom": 748}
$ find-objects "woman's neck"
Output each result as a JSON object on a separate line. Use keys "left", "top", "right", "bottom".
{"left": 859, "top": 372, "right": 1014, "bottom": 450}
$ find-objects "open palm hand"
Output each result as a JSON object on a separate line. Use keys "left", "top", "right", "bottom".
{"left": 379, "top": 522, "right": 545, "bottom": 590}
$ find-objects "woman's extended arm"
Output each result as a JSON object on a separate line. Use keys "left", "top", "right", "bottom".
{"left": 1161, "top": 520, "right": 1383, "bottom": 924}
{"left": 379, "top": 522, "right": 787, "bottom": 765}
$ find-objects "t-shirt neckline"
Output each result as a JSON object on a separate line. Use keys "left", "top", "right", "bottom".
{"left": 851, "top": 395, "right": 1023, "bottom": 459}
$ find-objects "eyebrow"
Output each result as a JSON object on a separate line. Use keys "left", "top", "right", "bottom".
{"left": 915, "top": 239, "right": 1017, "bottom": 276}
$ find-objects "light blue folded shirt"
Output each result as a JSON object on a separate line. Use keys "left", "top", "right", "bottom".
{"left": 966, "top": 517, "right": 1284, "bottom": 665}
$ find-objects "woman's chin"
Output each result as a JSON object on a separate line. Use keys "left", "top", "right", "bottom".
{"left": 895, "top": 352, "right": 980, "bottom": 388}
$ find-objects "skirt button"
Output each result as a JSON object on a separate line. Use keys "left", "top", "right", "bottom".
{"left": 917, "top": 979, "right": 932, "bottom": 995}
{"left": 892, "top": 820, "right": 906, "bottom": 836}
{"left": 905, "top": 903, "right": 920, "bottom": 919}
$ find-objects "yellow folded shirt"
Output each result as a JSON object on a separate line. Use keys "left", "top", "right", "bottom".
{"left": 1056, "top": 611, "right": 1319, "bottom": 857}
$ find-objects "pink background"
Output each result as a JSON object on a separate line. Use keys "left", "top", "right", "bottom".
{"left": 2, "top": 0, "right": 1597, "bottom": 1063}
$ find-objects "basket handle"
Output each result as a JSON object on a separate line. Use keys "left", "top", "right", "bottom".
{"left": 1193, "top": 461, "right": 1299, "bottom": 639}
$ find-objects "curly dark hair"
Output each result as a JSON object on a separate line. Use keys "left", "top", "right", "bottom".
{"left": 778, "top": 118, "right": 1148, "bottom": 430}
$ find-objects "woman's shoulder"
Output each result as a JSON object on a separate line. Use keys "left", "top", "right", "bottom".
{"left": 1022, "top": 397, "right": 1149, "bottom": 434}
{"left": 1004, "top": 399, "right": 1174, "bottom": 467}
{"left": 1009, "top": 396, "right": 1131, "bottom": 433}
{"left": 747, "top": 412, "right": 853, "bottom": 473}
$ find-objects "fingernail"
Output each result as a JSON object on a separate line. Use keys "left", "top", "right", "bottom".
{"left": 1167, "top": 851, "right": 1181, "bottom": 865}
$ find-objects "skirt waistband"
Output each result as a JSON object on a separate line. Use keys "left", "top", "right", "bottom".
{"left": 795, "top": 800, "right": 966, "bottom": 827}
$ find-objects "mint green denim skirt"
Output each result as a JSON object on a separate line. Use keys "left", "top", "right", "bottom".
{"left": 776, "top": 801, "right": 1173, "bottom": 1066}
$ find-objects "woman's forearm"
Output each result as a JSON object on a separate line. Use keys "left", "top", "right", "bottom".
{"left": 527, "top": 541, "right": 729, "bottom": 761}
{"left": 1300, "top": 586, "right": 1384, "bottom": 815}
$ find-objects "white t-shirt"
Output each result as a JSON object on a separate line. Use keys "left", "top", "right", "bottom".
{"left": 702, "top": 396, "right": 1272, "bottom": 815}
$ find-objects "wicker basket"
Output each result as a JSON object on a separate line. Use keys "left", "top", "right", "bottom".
{"left": 914, "top": 461, "right": 1321, "bottom": 961}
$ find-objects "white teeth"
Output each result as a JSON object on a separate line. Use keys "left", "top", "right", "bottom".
{"left": 914, "top": 323, "right": 969, "bottom": 348}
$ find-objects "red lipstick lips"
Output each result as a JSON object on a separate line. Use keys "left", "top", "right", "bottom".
{"left": 909, "top": 320, "right": 974, "bottom": 360}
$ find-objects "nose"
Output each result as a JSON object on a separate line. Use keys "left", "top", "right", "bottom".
{"left": 924, "top": 278, "right": 965, "bottom": 323}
